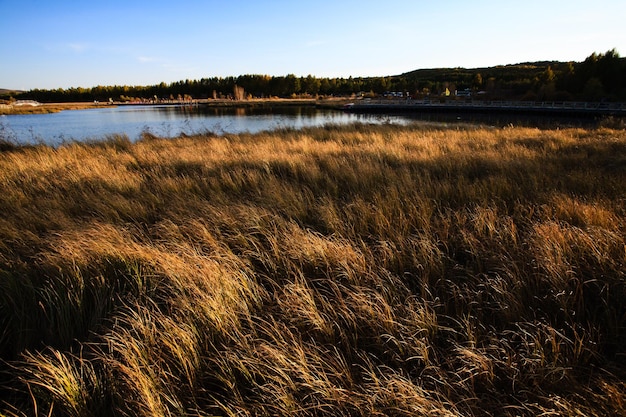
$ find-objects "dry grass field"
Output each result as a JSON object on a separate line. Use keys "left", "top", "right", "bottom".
{"left": 0, "top": 123, "right": 625, "bottom": 416}
{"left": 0, "top": 103, "right": 108, "bottom": 116}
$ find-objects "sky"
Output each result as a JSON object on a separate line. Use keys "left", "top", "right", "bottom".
{"left": 1, "top": 0, "right": 625, "bottom": 90}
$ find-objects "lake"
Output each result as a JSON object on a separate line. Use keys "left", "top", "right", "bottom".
{"left": 1, "top": 104, "right": 601, "bottom": 146}
{"left": 0, "top": 105, "right": 410, "bottom": 146}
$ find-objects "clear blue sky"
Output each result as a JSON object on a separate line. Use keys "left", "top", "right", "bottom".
{"left": 2, "top": 0, "right": 625, "bottom": 90}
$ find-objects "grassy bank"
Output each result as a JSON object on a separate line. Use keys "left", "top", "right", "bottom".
{"left": 0, "top": 103, "right": 110, "bottom": 115}
{"left": 0, "top": 98, "right": 348, "bottom": 116}
{"left": 0, "top": 123, "right": 625, "bottom": 416}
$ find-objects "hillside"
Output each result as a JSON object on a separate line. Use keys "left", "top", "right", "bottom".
{"left": 398, "top": 55, "right": 625, "bottom": 101}
{"left": 400, "top": 61, "right": 563, "bottom": 81}
{"left": 5, "top": 50, "right": 626, "bottom": 102}
{"left": 0, "top": 89, "right": 23, "bottom": 96}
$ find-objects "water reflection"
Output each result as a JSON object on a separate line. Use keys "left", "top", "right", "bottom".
{"left": 0, "top": 104, "right": 607, "bottom": 146}
{"left": 389, "top": 111, "right": 601, "bottom": 129}
{"left": 2, "top": 105, "right": 379, "bottom": 145}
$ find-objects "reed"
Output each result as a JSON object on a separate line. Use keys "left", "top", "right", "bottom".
{"left": 1, "top": 123, "right": 625, "bottom": 416}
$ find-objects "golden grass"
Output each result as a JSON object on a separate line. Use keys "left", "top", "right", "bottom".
{"left": 0, "top": 103, "right": 110, "bottom": 115}
{"left": 0, "top": 123, "right": 625, "bottom": 416}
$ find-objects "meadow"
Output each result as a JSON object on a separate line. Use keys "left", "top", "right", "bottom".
{"left": 0, "top": 122, "right": 625, "bottom": 416}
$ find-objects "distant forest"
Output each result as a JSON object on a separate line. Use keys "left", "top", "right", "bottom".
{"left": 4, "top": 50, "right": 625, "bottom": 103}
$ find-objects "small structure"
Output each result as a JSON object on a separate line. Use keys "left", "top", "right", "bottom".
{"left": 13, "top": 100, "right": 40, "bottom": 106}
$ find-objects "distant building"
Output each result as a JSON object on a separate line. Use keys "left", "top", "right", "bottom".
{"left": 383, "top": 91, "right": 407, "bottom": 98}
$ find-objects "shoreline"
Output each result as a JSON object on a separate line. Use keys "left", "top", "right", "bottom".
{"left": 0, "top": 102, "right": 109, "bottom": 115}
{"left": 0, "top": 97, "right": 351, "bottom": 115}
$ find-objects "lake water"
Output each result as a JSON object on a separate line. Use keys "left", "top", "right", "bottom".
{"left": 0, "top": 105, "right": 408, "bottom": 146}
{"left": 1, "top": 104, "right": 600, "bottom": 147}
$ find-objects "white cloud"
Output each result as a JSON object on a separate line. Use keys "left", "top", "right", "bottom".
{"left": 67, "top": 42, "right": 90, "bottom": 53}
{"left": 137, "top": 56, "right": 159, "bottom": 63}
{"left": 305, "top": 40, "right": 326, "bottom": 48}
{"left": 162, "top": 62, "right": 199, "bottom": 74}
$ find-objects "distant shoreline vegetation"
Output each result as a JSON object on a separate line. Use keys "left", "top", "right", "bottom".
{"left": 2, "top": 50, "right": 625, "bottom": 104}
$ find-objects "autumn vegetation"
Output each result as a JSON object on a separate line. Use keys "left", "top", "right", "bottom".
{"left": 0, "top": 102, "right": 108, "bottom": 116}
{"left": 0, "top": 122, "right": 625, "bottom": 416}
{"left": 3, "top": 49, "right": 625, "bottom": 104}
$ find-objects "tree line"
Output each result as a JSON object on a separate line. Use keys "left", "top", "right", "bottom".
{"left": 4, "top": 50, "right": 625, "bottom": 103}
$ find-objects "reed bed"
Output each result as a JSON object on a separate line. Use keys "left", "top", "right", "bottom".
{"left": 0, "top": 123, "right": 625, "bottom": 416}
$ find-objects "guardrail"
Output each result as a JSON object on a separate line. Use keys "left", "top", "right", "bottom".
{"left": 351, "top": 99, "right": 625, "bottom": 112}
{"left": 346, "top": 99, "right": 626, "bottom": 116}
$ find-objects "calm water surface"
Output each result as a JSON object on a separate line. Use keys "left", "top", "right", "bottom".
{"left": 0, "top": 105, "right": 407, "bottom": 146}
{"left": 1, "top": 105, "right": 597, "bottom": 146}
